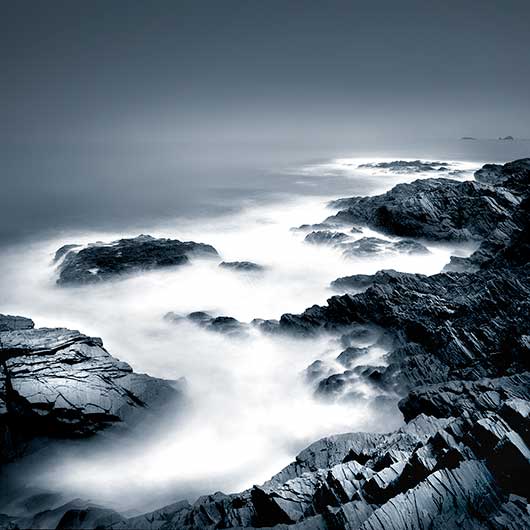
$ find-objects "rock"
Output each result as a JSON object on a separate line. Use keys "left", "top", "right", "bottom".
{"left": 331, "top": 270, "right": 413, "bottom": 293}
{"left": 358, "top": 160, "right": 451, "bottom": 173}
{"left": 0, "top": 315, "right": 182, "bottom": 462}
{"left": 327, "top": 178, "right": 520, "bottom": 242}
{"left": 165, "top": 311, "right": 249, "bottom": 337}
{"left": 292, "top": 221, "right": 348, "bottom": 232}
{"left": 0, "top": 314, "right": 34, "bottom": 332}
{"left": 336, "top": 347, "right": 369, "bottom": 368}
{"left": 340, "top": 237, "right": 429, "bottom": 258}
{"left": 186, "top": 311, "right": 213, "bottom": 323}
{"left": 474, "top": 157, "right": 530, "bottom": 196}
{"left": 53, "top": 244, "right": 81, "bottom": 263}
{"left": 304, "top": 230, "right": 350, "bottom": 246}
{"left": 219, "top": 261, "right": 265, "bottom": 272}
{"left": 56, "top": 234, "right": 219, "bottom": 285}
{"left": 303, "top": 360, "right": 330, "bottom": 384}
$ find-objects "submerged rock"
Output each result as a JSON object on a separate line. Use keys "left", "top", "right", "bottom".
{"left": 56, "top": 234, "right": 219, "bottom": 285}
{"left": 165, "top": 311, "right": 249, "bottom": 337}
{"left": 358, "top": 160, "right": 451, "bottom": 173}
{"left": 219, "top": 261, "right": 265, "bottom": 272}
{"left": 304, "top": 230, "right": 350, "bottom": 246}
{"left": 340, "top": 237, "right": 430, "bottom": 257}
{"left": 0, "top": 315, "right": 182, "bottom": 462}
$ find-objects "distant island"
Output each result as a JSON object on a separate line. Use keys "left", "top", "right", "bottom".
{"left": 460, "top": 135, "right": 517, "bottom": 141}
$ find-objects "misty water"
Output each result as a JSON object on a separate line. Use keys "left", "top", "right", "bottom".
{"left": 1, "top": 140, "right": 529, "bottom": 514}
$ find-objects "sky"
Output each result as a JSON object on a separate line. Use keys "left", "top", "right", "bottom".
{"left": 0, "top": 1, "right": 529, "bottom": 245}
{"left": 3, "top": 0, "right": 530, "bottom": 144}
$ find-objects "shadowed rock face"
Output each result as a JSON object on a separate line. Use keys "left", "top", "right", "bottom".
{"left": 56, "top": 235, "right": 219, "bottom": 285}
{"left": 0, "top": 317, "right": 182, "bottom": 462}
{"left": 327, "top": 177, "right": 520, "bottom": 242}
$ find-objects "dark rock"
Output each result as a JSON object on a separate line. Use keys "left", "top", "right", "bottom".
{"left": 336, "top": 347, "right": 368, "bottom": 368}
{"left": 56, "top": 505, "right": 126, "bottom": 529}
{"left": 165, "top": 311, "right": 249, "bottom": 337}
{"left": 292, "top": 221, "right": 348, "bottom": 232}
{"left": 0, "top": 314, "right": 34, "bottom": 332}
{"left": 358, "top": 160, "right": 451, "bottom": 173}
{"left": 340, "top": 237, "right": 430, "bottom": 258}
{"left": 53, "top": 244, "right": 81, "bottom": 263}
{"left": 303, "top": 360, "right": 329, "bottom": 384}
{"left": 186, "top": 311, "right": 213, "bottom": 323}
{"left": 331, "top": 269, "right": 413, "bottom": 293}
{"left": 219, "top": 261, "right": 265, "bottom": 273}
{"left": 56, "top": 234, "right": 219, "bottom": 285}
{"left": 304, "top": 230, "right": 350, "bottom": 246}
{"left": 328, "top": 178, "right": 520, "bottom": 242}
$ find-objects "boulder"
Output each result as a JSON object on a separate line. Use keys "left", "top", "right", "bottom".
{"left": 56, "top": 235, "right": 219, "bottom": 285}
{"left": 0, "top": 316, "right": 182, "bottom": 462}
{"left": 219, "top": 261, "right": 265, "bottom": 272}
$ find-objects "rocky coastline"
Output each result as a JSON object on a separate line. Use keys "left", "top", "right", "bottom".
{"left": 1, "top": 158, "right": 529, "bottom": 529}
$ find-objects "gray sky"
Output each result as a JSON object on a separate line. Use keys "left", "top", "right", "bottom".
{"left": 3, "top": 0, "right": 530, "bottom": 143}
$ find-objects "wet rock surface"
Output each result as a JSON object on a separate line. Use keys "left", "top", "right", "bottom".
{"left": 4, "top": 158, "right": 530, "bottom": 529}
{"left": 56, "top": 234, "right": 219, "bottom": 285}
{"left": 327, "top": 176, "right": 520, "bottom": 242}
{"left": 0, "top": 317, "right": 182, "bottom": 463}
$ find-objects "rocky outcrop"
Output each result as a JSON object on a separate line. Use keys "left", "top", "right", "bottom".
{"left": 304, "top": 231, "right": 430, "bottom": 257}
{"left": 326, "top": 178, "right": 520, "bottom": 242}
{"left": 56, "top": 235, "right": 219, "bottom": 285}
{"left": 219, "top": 261, "right": 265, "bottom": 273}
{"left": 358, "top": 160, "right": 451, "bottom": 173}
{"left": 341, "top": 237, "right": 429, "bottom": 257}
{"left": 0, "top": 316, "right": 182, "bottom": 462}
{"left": 304, "top": 230, "right": 350, "bottom": 246}
{"left": 164, "top": 311, "right": 249, "bottom": 337}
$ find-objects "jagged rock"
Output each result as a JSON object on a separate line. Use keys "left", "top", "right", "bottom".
{"left": 0, "top": 316, "right": 182, "bottom": 462}
{"left": 0, "top": 314, "right": 34, "bottom": 332}
{"left": 303, "top": 360, "right": 330, "bottom": 384}
{"left": 56, "top": 234, "right": 219, "bottom": 285}
{"left": 304, "top": 230, "right": 350, "bottom": 246}
{"left": 293, "top": 221, "right": 348, "bottom": 232}
{"left": 56, "top": 505, "right": 126, "bottom": 530}
{"left": 53, "top": 244, "right": 81, "bottom": 263}
{"left": 358, "top": 160, "right": 450, "bottom": 173}
{"left": 474, "top": 158, "right": 530, "bottom": 193}
{"left": 165, "top": 311, "right": 249, "bottom": 337}
{"left": 399, "top": 374, "right": 530, "bottom": 422}
{"left": 331, "top": 270, "right": 413, "bottom": 293}
{"left": 340, "top": 237, "right": 430, "bottom": 258}
{"left": 336, "top": 347, "right": 368, "bottom": 368}
{"left": 327, "top": 178, "right": 520, "bottom": 242}
{"left": 219, "top": 261, "right": 265, "bottom": 272}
